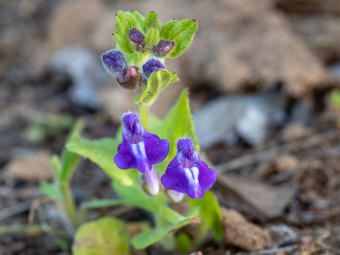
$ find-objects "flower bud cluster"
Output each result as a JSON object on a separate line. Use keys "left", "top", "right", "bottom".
{"left": 101, "top": 20, "right": 175, "bottom": 90}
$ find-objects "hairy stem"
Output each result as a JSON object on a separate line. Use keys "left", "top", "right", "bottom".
{"left": 140, "top": 103, "right": 149, "bottom": 130}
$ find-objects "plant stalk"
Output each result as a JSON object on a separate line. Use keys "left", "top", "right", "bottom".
{"left": 60, "top": 181, "right": 79, "bottom": 231}
{"left": 140, "top": 103, "right": 149, "bottom": 130}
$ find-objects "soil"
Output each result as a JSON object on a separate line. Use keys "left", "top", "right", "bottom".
{"left": 1, "top": 0, "right": 340, "bottom": 254}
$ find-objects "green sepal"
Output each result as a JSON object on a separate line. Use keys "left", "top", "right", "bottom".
{"left": 114, "top": 11, "right": 143, "bottom": 54}
{"left": 160, "top": 19, "right": 177, "bottom": 40}
{"left": 145, "top": 27, "right": 160, "bottom": 48}
{"left": 73, "top": 217, "right": 130, "bottom": 255}
{"left": 129, "top": 11, "right": 145, "bottom": 29}
{"left": 134, "top": 69, "right": 179, "bottom": 105}
{"left": 167, "top": 19, "right": 198, "bottom": 58}
{"left": 66, "top": 138, "right": 137, "bottom": 186}
{"left": 143, "top": 11, "right": 160, "bottom": 33}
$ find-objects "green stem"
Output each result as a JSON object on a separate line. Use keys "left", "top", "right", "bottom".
{"left": 140, "top": 103, "right": 149, "bottom": 130}
{"left": 0, "top": 225, "right": 69, "bottom": 238}
{"left": 60, "top": 181, "right": 79, "bottom": 231}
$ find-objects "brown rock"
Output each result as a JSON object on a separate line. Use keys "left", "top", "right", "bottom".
{"left": 281, "top": 123, "right": 312, "bottom": 141}
{"left": 218, "top": 175, "right": 295, "bottom": 220}
{"left": 4, "top": 151, "right": 52, "bottom": 182}
{"left": 222, "top": 208, "right": 272, "bottom": 251}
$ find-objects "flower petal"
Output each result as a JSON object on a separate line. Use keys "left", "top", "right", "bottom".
{"left": 161, "top": 167, "right": 189, "bottom": 195}
{"left": 114, "top": 144, "right": 137, "bottom": 170}
{"left": 197, "top": 162, "right": 217, "bottom": 192}
{"left": 145, "top": 135, "right": 169, "bottom": 165}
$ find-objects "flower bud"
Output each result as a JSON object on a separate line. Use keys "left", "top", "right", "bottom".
{"left": 117, "top": 66, "right": 141, "bottom": 90}
{"left": 129, "top": 28, "right": 145, "bottom": 51}
{"left": 142, "top": 58, "right": 166, "bottom": 81}
{"left": 153, "top": 40, "right": 174, "bottom": 56}
{"left": 101, "top": 49, "right": 127, "bottom": 76}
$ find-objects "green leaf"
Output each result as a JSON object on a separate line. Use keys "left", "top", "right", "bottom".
{"left": 49, "top": 155, "right": 61, "bottom": 177}
{"left": 59, "top": 121, "right": 84, "bottom": 182}
{"left": 189, "top": 191, "right": 223, "bottom": 242}
{"left": 73, "top": 217, "right": 130, "bottom": 255}
{"left": 82, "top": 199, "right": 124, "bottom": 209}
{"left": 66, "top": 138, "right": 136, "bottom": 186}
{"left": 129, "top": 11, "right": 145, "bottom": 29}
{"left": 134, "top": 69, "right": 179, "bottom": 105}
{"left": 168, "top": 19, "right": 198, "bottom": 58}
{"left": 114, "top": 11, "right": 142, "bottom": 54}
{"left": 143, "top": 11, "right": 160, "bottom": 33}
{"left": 112, "top": 182, "right": 182, "bottom": 223}
{"left": 131, "top": 208, "right": 199, "bottom": 249}
{"left": 176, "top": 234, "right": 192, "bottom": 254}
{"left": 160, "top": 19, "right": 177, "bottom": 40}
{"left": 331, "top": 89, "right": 340, "bottom": 108}
{"left": 154, "top": 89, "right": 199, "bottom": 175}
{"left": 145, "top": 27, "right": 160, "bottom": 48}
{"left": 40, "top": 182, "right": 62, "bottom": 200}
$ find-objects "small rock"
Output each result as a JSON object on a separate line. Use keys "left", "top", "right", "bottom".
{"left": 4, "top": 151, "right": 52, "bottom": 182}
{"left": 218, "top": 175, "right": 296, "bottom": 220}
{"left": 49, "top": 46, "right": 109, "bottom": 110}
{"left": 222, "top": 208, "right": 272, "bottom": 251}
{"left": 256, "top": 154, "right": 299, "bottom": 179}
{"left": 194, "top": 90, "right": 286, "bottom": 148}
{"left": 281, "top": 123, "right": 312, "bottom": 141}
{"left": 266, "top": 224, "right": 298, "bottom": 247}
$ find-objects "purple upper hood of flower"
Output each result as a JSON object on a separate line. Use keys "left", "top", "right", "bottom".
{"left": 101, "top": 49, "right": 132, "bottom": 84}
{"left": 161, "top": 138, "right": 216, "bottom": 199}
{"left": 142, "top": 58, "right": 166, "bottom": 81}
{"left": 114, "top": 113, "right": 169, "bottom": 173}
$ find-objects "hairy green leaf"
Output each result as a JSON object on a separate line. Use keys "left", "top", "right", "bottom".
{"left": 143, "top": 11, "right": 160, "bottom": 32}
{"left": 73, "top": 217, "right": 130, "bottom": 255}
{"left": 66, "top": 138, "right": 136, "bottom": 186}
{"left": 114, "top": 11, "right": 142, "bottom": 54}
{"left": 134, "top": 69, "right": 179, "bottom": 105}
{"left": 168, "top": 19, "right": 198, "bottom": 58}
{"left": 145, "top": 27, "right": 160, "bottom": 48}
{"left": 160, "top": 19, "right": 177, "bottom": 40}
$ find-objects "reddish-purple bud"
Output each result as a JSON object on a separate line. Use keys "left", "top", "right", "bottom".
{"left": 129, "top": 28, "right": 145, "bottom": 51}
{"left": 117, "top": 66, "right": 141, "bottom": 90}
{"left": 153, "top": 40, "right": 174, "bottom": 56}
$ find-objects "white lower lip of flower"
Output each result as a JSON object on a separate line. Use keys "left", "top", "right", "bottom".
{"left": 168, "top": 190, "right": 185, "bottom": 202}
{"left": 184, "top": 166, "right": 199, "bottom": 195}
{"left": 143, "top": 167, "right": 160, "bottom": 195}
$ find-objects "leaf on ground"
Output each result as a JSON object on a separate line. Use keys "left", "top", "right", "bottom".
{"left": 73, "top": 217, "right": 130, "bottom": 255}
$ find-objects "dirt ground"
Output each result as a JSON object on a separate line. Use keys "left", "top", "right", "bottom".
{"left": 1, "top": 0, "right": 340, "bottom": 254}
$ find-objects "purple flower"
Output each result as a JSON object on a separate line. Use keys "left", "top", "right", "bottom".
{"left": 129, "top": 28, "right": 145, "bottom": 51}
{"left": 101, "top": 49, "right": 128, "bottom": 81}
{"left": 101, "top": 49, "right": 141, "bottom": 89}
{"left": 142, "top": 58, "right": 166, "bottom": 81}
{"left": 114, "top": 113, "right": 169, "bottom": 195}
{"left": 153, "top": 40, "right": 174, "bottom": 56}
{"left": 161, "top": 138, "right": 216, "bottom": 199}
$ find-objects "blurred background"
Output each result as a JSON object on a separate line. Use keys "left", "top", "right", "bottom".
{"left": 1, "top": 0, "right": 340, "bottom": 254}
